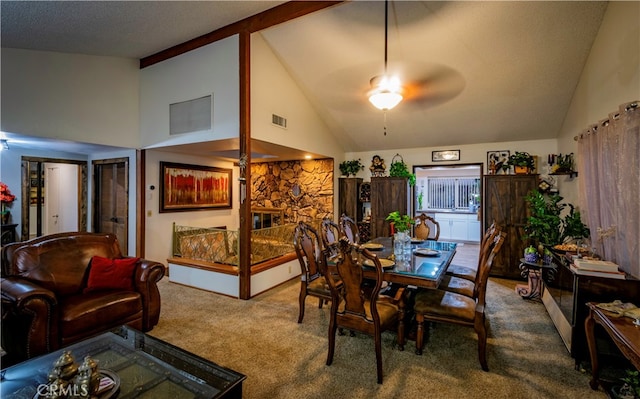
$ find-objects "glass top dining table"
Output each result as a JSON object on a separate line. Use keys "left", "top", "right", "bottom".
{"left": 360, "top": 236, "right": 458, "bottom": 289}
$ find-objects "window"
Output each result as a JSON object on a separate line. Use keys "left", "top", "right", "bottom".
{"left": 421, "top": 177, "right": 480, "bottom": 211}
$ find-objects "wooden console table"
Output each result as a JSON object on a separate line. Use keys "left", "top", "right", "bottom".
{"left": 585, "top": 302, "right": 640, "bottom": 390}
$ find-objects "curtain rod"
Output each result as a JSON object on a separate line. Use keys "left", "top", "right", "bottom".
{"left": 573, "top": 101, "right": 637, "bottom": 141}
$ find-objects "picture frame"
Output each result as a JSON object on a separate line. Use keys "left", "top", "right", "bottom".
{"left": 432, "top": 150, "right": 460, "bottom": 162}
{"left": 160, "top": 162, "right": 232, "bottom": 212}
{"left": 487, "top": 150, "right": 510, "bottom": 174}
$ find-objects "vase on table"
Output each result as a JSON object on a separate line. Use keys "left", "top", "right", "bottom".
{"left": 393, "top": 232, "right": 407, "bottom": 262}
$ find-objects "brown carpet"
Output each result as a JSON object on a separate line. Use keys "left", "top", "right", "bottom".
{"left": 149, "top": 244, "right": 607, "bottom": 399}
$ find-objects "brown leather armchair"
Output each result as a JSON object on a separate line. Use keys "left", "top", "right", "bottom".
{"left": 1, "top": 232, "right": 165, "bottom": 365}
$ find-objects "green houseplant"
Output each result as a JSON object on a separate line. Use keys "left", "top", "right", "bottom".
{"left": 385, "top": 211, "right": 414, "bottom": 233}
{"left": 613, "top": 369, "right": 640, "bottom": 399}
{"left": 523, "top": 190, "right": 591, "bottom": 247}
{"left": 506, "top": 151, "right": 535, "bottom": 174}
{"left": 339, "top": 159, "right": 364, "bottom": 177}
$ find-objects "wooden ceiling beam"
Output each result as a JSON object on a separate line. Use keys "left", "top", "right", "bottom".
{"left": 140, "top": 1, "right": 342, "bottom": 68}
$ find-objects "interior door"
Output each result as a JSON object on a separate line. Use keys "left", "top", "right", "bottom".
{"left": 94, "top": 159, "right": 129, "bottom": 254}
{"left": 20, "top": 158, "right": 87, "bottom": 241}
{"left": 45, "top": 165, "right": 61, "bottom": 234}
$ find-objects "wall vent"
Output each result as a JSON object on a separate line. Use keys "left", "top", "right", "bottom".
{"left": 271, "top": 114, "right": 287, "bottom": 129}
{"left": 170, "top": 95, "right": 212, "bottom": 135}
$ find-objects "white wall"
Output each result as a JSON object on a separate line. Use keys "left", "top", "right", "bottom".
{"left": 144, "top": 149, "right": 239, "bottom": 266}
{"left": 1, "top": 48, "right": 139, "bottom": 148}
{"left": 139, "top": 36, "right": 240, "bottom": 148}
{"left": 556, "top": 1, "right": 640, "bottom": 208}
{"left": 251, "top": 32, "right": 345, "bottom": 217}
{"left": 251, "top": 32, "right": 343, "bottom": 159}
{"left": 347, "top": 138, "right": 557, "bottom": 182}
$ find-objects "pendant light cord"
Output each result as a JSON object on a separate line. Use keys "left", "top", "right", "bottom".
{"left": 383, "top": 0, "right": 389, "bottom": 136}
{"left": 384, "top": 0, "right": 388, "bottom": 74}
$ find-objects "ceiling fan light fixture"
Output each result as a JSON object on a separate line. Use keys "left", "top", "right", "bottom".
{"left": 368, "top": 75, "right": 403, "bottom": 110}
{"left": 369, "top": 90, "right": 403, "bottom": 111}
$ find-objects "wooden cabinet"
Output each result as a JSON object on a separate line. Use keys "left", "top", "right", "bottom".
{"left": 370, "top": 177, "right": 409, "bottom": 239}
{"left": 542, "top": 260, "right": 640, "bottom": 365}
{"left": 483, "top": 174, "right": 538, "bottom": 278}
{"left": 338, "top": 178, "right": 363, "bottom": 222}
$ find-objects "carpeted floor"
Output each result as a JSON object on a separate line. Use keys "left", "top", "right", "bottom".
{"left": 149, "top": 244, "right": 608, "bottom": 399}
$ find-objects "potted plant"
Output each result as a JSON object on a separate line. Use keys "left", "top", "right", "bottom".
{"left": 506, "top": 151, "right": 535, "bottom": 174}
{"left": 561, "top": 205, "right": 590, "bottom": 242}
{"left": 386, "top": 211, "right": 414, "bottom": 262}
{"left": 386, "top": 211, "right": 414, "bottom": 233}
{"left": 0, "top": 182, "right": 16, "bottom": 225}
{"left": 524, "top": 190, "right": 591, "bottom": 248}
{"left": 524, "top": 191, "right": 565, "bottom": 246}
{"left": 389, "top": 154, "right": 416, "bottom": 186}
{"left": 612, "top": 369, "right": 640, "bottom": 399}
{"left": 339, "top": 159, "right": 364, "bottom": 177}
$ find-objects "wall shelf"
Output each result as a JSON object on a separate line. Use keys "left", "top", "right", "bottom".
{"left": 550, "top": 171, "right": 578, "bottom": 178}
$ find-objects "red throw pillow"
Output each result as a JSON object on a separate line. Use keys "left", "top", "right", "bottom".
{"left": 84, "top": 256, "right": 140, "bottom": 293}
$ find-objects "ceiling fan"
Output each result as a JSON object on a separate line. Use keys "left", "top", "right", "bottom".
{"left": 317, "top": 1, "right": 465, "bottom": 114}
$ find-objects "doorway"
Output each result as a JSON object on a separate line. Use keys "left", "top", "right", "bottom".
{"left": 93, "top": 158, "right": 129, "bottom": 254}
{"left": 20, "top": 157, "right": 87, "bottom": 240}
{"left": 413, "top": 163, "right": 483, "bottom": 243}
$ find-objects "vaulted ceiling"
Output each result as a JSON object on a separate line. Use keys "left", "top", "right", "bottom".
{"left": 1, "top": 1, "right": 609, "bottom": 157}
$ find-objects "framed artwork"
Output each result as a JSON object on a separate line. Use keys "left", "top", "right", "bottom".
{"left": 432, "top": 150, "right": 460, "bottom": 162}
{"left": 160, "top": 162, "right": 232, "bottom": 212}
{"left": 487, "top": 150, "right": 510, "bottom": 174}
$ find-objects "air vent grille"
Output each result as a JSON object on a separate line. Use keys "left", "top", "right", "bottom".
{"left": 170, "top": 95, "right": 212, "bottom": 135}
{"left": 272, "top": 114, "right": 287, "bottom": 129}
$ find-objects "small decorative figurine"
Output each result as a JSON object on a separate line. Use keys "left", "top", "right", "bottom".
{"left": 51, "top": 351, "right": 79, "bottom": 381}
{"left": 369, "top": 155, "right": 386, "bottom": 177}
{"left": 43, "top": 351, "right": 106, "bottom": 399}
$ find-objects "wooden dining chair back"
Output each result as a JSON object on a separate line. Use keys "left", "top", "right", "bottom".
{"left": 413, "top": 231, "right": 505, "bottom": 371}
{"left": 324, "top": 237, "right": 405, "bottom": 384}
{"left": 446, "top": 222, "right": 501, "bottom": 282}
{"left": 320, "top": 217, "right": 341, "bottom": 260}
{"left": 293, "top": 221, "right": 334, "bottom": 324}
{"left": 339, "top": 213, "right": 360, "bottom": 244}
{"left": 413, "top": 214, "right": 431, "bottom": 240}
{"left": 440, "top": 224, "right": 503, "bottom": 298}
{"left": 413, "top": 213, "right": 440, "bottom": 241}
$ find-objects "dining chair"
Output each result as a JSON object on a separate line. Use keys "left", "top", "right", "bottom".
{"left": 323, "top": 237, "right": 406, "bottom": 384}
{"left": 320, "top": 217, "right": 341, "bottom": 259}
{"left": 412, "top": 232, "right": 505, "bottom": 371}
{"left": 293, "top": 221, "right": 339, "bottom": 324}
{"left": 438, "top": 227, "right": 505, "bottom": 298}
{"left": 339, "top": 213, "right": 360, "bottom": 244}
{"left": 446, "top": 222, "right": 500, "bottom": 282}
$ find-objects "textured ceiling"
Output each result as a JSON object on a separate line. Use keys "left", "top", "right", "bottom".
{"left": 1, "top": 1, "right": 609, "bottom": 157}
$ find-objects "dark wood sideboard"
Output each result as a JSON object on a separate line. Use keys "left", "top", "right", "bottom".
{"left": 542, "top": 259, "right": 640, "bottom": 367}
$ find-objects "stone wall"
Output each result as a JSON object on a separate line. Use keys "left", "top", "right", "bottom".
{"left": 251, "top": 159, "right": 334, "bottom": 223}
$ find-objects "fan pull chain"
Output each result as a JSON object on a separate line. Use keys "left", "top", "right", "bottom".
{"left": 384, "top": 111, "right": 387, "bottom": 136}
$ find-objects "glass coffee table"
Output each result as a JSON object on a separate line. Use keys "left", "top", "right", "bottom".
{"left": 0, "top": 325, "right": 245, "bottom": 398}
